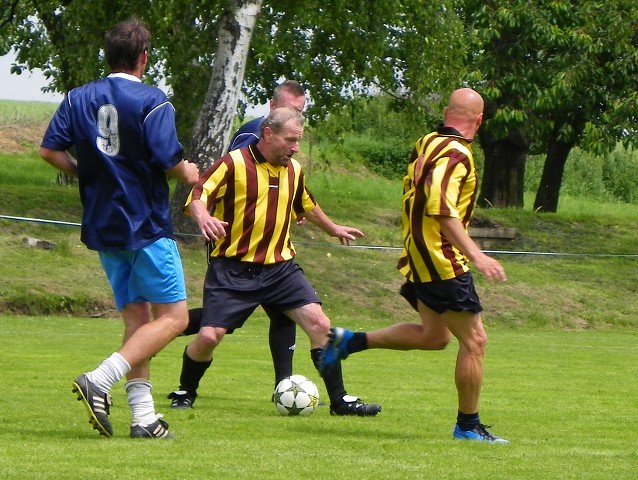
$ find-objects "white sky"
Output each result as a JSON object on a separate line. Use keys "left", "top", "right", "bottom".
{"left": 0, "top": 52, "right": 268, "bottom": 117}
{"left": 0, "top": 53, "right": 63, "bottom": 103}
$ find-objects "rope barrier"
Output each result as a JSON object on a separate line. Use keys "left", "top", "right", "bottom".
{"left": 2, "top": 214, "right": 637, "bottom": 258}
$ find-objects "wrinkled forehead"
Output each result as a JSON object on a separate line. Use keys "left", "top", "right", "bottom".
{"left": 274, "top": 91, "right": 306, "bottom": 112}
{"left": 278, "top": 121, "right": 304, "bottom": 138}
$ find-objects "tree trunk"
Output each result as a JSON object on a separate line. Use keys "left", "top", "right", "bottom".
{"left": 533, "top": 126, "right": 578, "bottom": 213}
{"left": 477, "top": 128, "right": 529, "bottom": 208}
{"left": 171, "top": 0, "right": 263, "bottom": 235}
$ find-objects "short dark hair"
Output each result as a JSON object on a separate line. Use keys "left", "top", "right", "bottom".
{"left": 104, "top": 19, "right": 150, "bottom": 72}
{"left": 272, "top": 80, "right": 305, "bottom": 102}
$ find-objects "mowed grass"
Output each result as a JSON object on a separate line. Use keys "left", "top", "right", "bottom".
{"left": 0, "top": 315, "right": 636, "bottom": 480}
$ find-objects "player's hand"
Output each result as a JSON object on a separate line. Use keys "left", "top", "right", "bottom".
{"left": 182, "top": 160, "right": 200, "bottom": 186}
{"left": 333, "top": 225, "right": 364, "bottom": 246}
{"left": 197, "top": 215, "right": 228, "bottom": 242}
{"left": 473, "top": 253, "right": 507, "bottom": 283}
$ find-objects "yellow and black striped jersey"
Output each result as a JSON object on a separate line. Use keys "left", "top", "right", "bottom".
{"left": 186, "top": 146, "right": 317, "bottom": 264}
{"left": 397, "top": 127, "right": 478, "bottom": 283}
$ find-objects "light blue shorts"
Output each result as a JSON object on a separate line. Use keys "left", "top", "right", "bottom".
{"left": 98, "top": 237, "right": 187, "bottom": 311}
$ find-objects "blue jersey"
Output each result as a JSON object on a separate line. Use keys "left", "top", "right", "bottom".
{"left": 228, "top": 116, "right": 263, "bottom": 151}
{"left": 41, "top": 73, "right": 183, "bottom": 251}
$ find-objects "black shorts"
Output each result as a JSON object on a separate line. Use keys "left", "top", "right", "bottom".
{"left": 201, "top": 258, "right": 321, "bottom": 332}
{"left": 400, "top": 273, "right": 483, "bottom": 314}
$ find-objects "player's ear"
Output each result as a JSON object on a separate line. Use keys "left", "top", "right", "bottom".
{"left": 262, "top": 126, "right": 272, "bottom": 142}
{"left": 139, "top": 50, "right": 148, "bottom": 69}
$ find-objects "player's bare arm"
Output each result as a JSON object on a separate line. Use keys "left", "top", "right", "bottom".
{"left": 304, "top": 205, "right": 364, "bottom": 246}
{"left": 39, "top": 148, "right": 78, "bottom": 177}
{"left": 436, "top": 215, "right": 506, "bottom": 283}
{"left": 166, "top": 159, "right": 200, "bottom": 186}
{"left": 188, "top": 199, "right": 228, "bottom": 242}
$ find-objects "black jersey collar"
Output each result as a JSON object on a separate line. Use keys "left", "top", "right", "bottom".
{"left": 249, "top": 145, "right": 268, "bottom": 164}
{"left": 436, "top": 124, "right": 472, "bottom": 143}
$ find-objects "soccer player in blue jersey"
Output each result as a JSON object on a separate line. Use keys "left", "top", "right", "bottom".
{"left": 228, "top": 80, "right": 306, "bottom": 151}
{"left": 39, "top": 19, "right": 199, "bottom": 439}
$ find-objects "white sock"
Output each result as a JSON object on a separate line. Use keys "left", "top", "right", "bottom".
{"left": 125, "top": 379, "right": 158, "bottom": 426}
{"left": 86, "top": 352, "right": 131, "bottom": 394}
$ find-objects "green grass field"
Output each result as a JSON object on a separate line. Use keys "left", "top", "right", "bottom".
{"left": 1, "top": 316, "right": 636, "bottom": 479}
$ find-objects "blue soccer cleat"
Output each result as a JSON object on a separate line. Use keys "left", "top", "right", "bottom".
{"left": 453, "top": 423, "right": 509, "bottom": 444}
{"left": 319, "top": 327, "right": 354, "bottom": 375}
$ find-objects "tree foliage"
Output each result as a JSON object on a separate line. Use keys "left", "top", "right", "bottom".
{"left": 243, "top": 1, "right": 462, "bottom": 122}
{"left": 2, "top": 0, "right": 462, "bottom": 146}
{"left": 463, "top": 0, "right": 638, "bottom": 211}
{"left": 1, "top": 1, "right": 154, "bottom": 92}
{"left": 3, "top": 1, "right": 636, "bottom": 216}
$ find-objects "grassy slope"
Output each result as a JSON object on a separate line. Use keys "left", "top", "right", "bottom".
{"left": 2, "top": 161, "right": 638, "bottom": 331}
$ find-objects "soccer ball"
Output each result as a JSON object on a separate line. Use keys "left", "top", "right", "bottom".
{"left": 273, "top": 375, "right": 320, "bottom": 416}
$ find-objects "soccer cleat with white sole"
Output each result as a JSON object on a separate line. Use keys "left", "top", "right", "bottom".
{"left": 130, "top": 416, "right": 174, "bottom": 439}
{"left": 330, "top": 395, "right": 381, "bottom": 417}
{"left": 168, "top": 390, "right": 196, "bottom": 409}
{"left": 453, "top": 423, "right": 509, "bottom": 444}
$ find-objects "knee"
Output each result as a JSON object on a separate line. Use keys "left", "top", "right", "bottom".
{"left": 197, "top": 327, "right": 224, "bottom": 349}
{"left": 173, "top": 314, "right": 189, "bottom": 334}
{"left": 301, "top": 307, "right": 330, "bottom": 333}
{"left": 418, "top": 325, "right": 452, "bottom": 350}
{"left": 314, "top": 315, "right": 330, "bottom": 333}
{"left": 466, "top": 330, "right": 487, "bottom": 356}
{"left": 426, "top": 336, "right": 452, "bottom": 350}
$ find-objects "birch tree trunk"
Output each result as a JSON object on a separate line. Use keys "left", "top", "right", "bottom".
{"left": 171, "top": 0, "right": 263, "bottom": 234}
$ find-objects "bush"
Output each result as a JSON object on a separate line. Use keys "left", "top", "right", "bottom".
{"left": 345, "top": 136, "right": 412, "bottom": 179}
{"left": 602, "top": 144, "right": 638, "bottom": 203}
{"left": 524, "top": 145, "right": 638, "bottom": 204}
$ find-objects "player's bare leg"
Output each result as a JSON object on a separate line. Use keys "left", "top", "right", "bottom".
{"left": 118, "top": 300, "right": 188, "bottom": 365}
{"left": 366, "top": 301, "right": 452, "bottom": 351}
{"left": 121, "top": 302, "right": 152, "bottom": 379}
{"left": 441, "top": 310, "right": 486, "bottom": 414}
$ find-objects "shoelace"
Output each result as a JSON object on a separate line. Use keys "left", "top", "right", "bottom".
{"left": 476, "top": 424, "right": 497, "bottom": 440}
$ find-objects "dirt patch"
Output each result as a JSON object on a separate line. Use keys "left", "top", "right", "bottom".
{"left": 0, "top": 124, "right": 46, "bottom": 155}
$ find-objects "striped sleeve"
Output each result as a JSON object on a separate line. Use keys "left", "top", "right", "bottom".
{"left": 184, "top": 155, "right": 233, "bottom": 213}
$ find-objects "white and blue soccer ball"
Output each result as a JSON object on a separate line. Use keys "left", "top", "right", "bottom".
{"left": 273, "top": 375, "right": 319, "bottom": 416}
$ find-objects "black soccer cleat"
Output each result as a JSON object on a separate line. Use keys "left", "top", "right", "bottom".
{"left": 130, "top": 416, "right": 174, "bottom": 439}
{"left": 167, "top": 390, "right": 196, "bottom": 409}
{"left": 72, "top": 374, "right": 113, "bottom": 438}
{"left": 330, "top": 395, "right": 382, "bottom": 417}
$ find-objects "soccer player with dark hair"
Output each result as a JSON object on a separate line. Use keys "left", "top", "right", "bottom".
{"left": 40, "top": 18, "right": 199, "bottom": 439}
{"left": 169, "top": 107, "right": 381, "bottom": 416}
{"left": 321, "top": 88, "right": 509, "bottom": 443}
